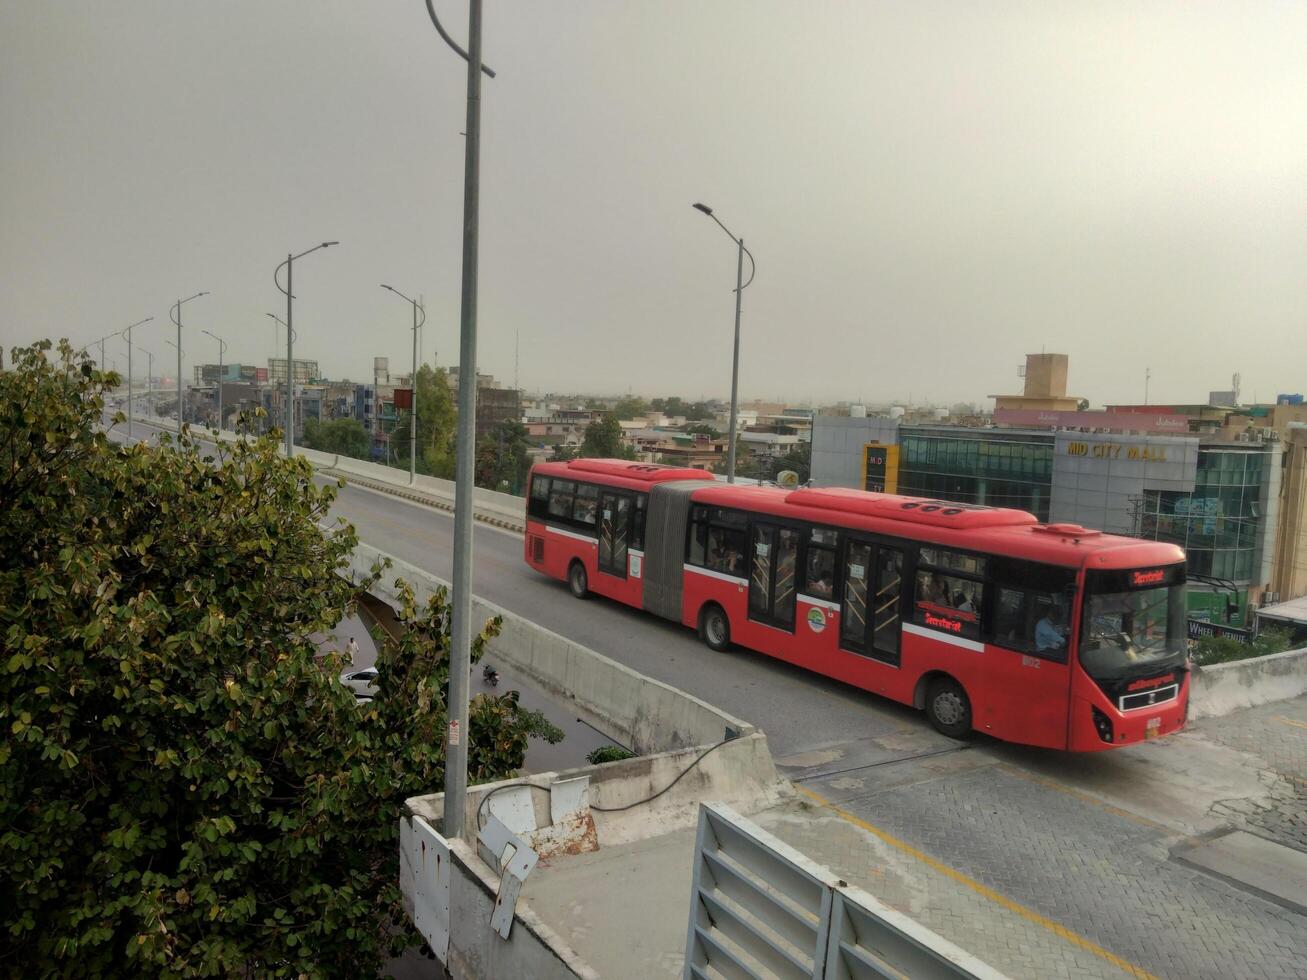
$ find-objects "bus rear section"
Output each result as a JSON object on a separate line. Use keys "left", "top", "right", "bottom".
{"left": 523, "top": 459, "right": 714, "bottom": 610}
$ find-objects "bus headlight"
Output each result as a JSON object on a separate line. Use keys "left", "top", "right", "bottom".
{"left": 1091, "top": 706, "right": 1114, "bottom": 744}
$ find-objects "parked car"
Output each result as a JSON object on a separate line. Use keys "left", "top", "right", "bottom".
{"left": 340, "top": 666, "right": 378, "bottom": 699}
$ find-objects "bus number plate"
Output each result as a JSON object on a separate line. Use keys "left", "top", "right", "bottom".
{"left": 1145, "top": 717, "right": 1162, "bottom": 739}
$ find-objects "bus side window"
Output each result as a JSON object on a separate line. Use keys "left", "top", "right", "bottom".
{"left": 689, "top": 506, "right": 708, "bottom": 565}
{"left": 528, "top": 475, "right": 550, "bottom": 520}
{"left": 914, "top": 569, "right": 983, "bottom": 640}
{"left": 572, "top": 483, "right": 599, "bottom": 526}
{"left": 991, "top": 585, "right": 1071, "bottom": 662}
{"left": 804, "top": 528, "right": 837, "bottom": 600}
{"left": 548, "top": 479, "right": 576, "bottom": 520}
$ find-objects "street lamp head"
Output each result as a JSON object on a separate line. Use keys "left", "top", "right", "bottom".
{"left": 198, "top": 291, "right": 209, "bottom": 297}
{"left": 692, "top": 203, "right": 714, "bottom": 215}
{"left": 322, "top": 241, "right": 339, "bottom": 248}
{"left": 380, "top": 283, "right": 394, "bottom": 291}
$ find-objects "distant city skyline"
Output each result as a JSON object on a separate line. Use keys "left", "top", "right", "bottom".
{"left": 3, "top": 2, "right": 1306, "bottom": 407}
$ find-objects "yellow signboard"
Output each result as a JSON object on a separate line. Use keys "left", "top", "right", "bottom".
{"left": 862, "top": 444, "right": 899, "bottom": 493}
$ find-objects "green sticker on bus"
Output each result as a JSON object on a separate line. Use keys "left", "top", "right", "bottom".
{"left": 807, "top": 607, "right": 826, "bottom": 633}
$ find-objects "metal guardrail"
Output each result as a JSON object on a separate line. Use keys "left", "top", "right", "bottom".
{"left": 684, "top": 803, "right": 1008, "bottom": 980}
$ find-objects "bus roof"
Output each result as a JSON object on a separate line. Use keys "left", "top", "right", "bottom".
{"left": 691, "top": 484, "right": 1185, "bottom": 571}
{"left": 533, "top": 458, "right": 713, "bottom": 485}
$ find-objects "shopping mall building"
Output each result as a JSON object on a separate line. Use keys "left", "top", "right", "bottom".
{"left": 811, "top": 356, "right": 1307, "bottom": 625}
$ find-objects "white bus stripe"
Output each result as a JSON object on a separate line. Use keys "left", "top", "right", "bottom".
{"left": 683, "top": 563, "right": 748, "bottom": 587}
{"left": 545, "top": 525, "right": 597, "bottom": 545}
{"left": 902, "top": 622, "right": 985, "bottom": 653}
{"left": 797, "top": 594, "right": 840, "bottom": 613}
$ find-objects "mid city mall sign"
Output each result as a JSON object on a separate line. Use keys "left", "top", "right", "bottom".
{"left": 1065, "top": 441, "right": 1169, "bottom": 462}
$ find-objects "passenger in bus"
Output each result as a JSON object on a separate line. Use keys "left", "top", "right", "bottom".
{"left": 955, "top": 590, "right": 975, "bottom": 614}
{"left": 723, "top": 544, "right": 744, "bottom": 577}
{"left": 929, "top": 574, "right": 952, "bottom": 607}
{"left": 807, "top": 552, "right": 835, "bottom": 599}
{"left": 1036, "top": 605, "right": 1067, "bottom": 653}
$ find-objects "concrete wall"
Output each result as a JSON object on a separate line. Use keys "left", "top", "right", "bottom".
{"left": 346, "top": 542, "right": 755, "bottom": 755}
{"left": 400, "top": 821, "right": 597, "bottom": 980}
{"left": 407, "top": 732, "right": 783, "bottom": 849}
{"left": 1048, "top": 432, "right": 1197, "bottom": 536}
{"left": 1189, "top": 646, "right": 1307, "bottom": 720}
{"left": 811, "top": 416, "right": 900, "bottom": 489}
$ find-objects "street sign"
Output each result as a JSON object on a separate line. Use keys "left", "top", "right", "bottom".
{"left": 1186, "top": 619, "right": 1252, "bottom": 644}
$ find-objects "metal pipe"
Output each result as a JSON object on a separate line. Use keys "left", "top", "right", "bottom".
{"left": 121, "top": 316, "right": 152, "bottom": 440}
{"left": 275, "top": 242, "right": 338, "bottom": 457}
{"left": 692, "top": 204, "right": 756, "bottom": 483}
{"left": 428, "top": 0, "right": 490, "bottom": 840}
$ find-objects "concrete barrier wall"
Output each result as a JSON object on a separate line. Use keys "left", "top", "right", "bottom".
{"left": 400, "top": 820, "right": 597, "bottom": 980}
{"left": 407, "top": 731, "right": 782, "bottom": 851}
{"left": 330, "top": 455, "right": 524, "bottom": 525}
{"left": 1190, "top": 646, "right": 1307, "bottom": 720}
{"left": 346, "top": 541, "right": 754, "bottom": 755}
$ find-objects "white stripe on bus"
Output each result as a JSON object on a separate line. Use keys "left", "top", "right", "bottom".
{"left": 683, "top": 564, "right": 748, "bottom": 587}
{"left": 545, "top": 525, "right": 597, "bottom": 545}
{"left": 797, "top": 594, "right": 840, "bottom": 613}
{"left": 902, "top": 622, "right": 985, "bottom": 653}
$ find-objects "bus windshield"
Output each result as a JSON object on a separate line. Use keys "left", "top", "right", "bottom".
{"left": 1079, "top": 567, "right": 1187, "bottom": 682}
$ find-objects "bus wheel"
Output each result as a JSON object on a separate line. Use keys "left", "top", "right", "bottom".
{"left": 568, "top": 561, "right": 590, "bottom": 599}
{"left": 701, "top": 604, "right": 731, "bottom": 652}
{"left": 926, "top": 677, "right": 971, "bottom": 739}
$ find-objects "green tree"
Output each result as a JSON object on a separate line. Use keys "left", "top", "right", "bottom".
{"left": 476, "top": 420, "right": 532, "bottom": 495}
{"left": 302, "top": 416, "right": 371, "bottom": 459}
{"left": 0, "top": 341, "right": 557, "bottom": 977}
{"left": 580, "top": 414, "right": 634, "bottom": 459}
{"left": 549, "top": 443, "right": 579, "bottom": 462}
{"left": 611, "top": 396, "right": 648, "bottom": 421}
{"left": 685, "top": 423, "right": 721, "bottom": 438}
{"left": 390, "top": 364, "right": 457, "bottom": 477}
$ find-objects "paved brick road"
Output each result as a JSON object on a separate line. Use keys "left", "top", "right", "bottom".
{"left": 775, "top": 696, "right": 1307, "bottom": 980}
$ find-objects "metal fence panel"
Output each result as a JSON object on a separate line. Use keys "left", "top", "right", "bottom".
{"left": 685, "top": 804, "right": 1009, "bottom": 980}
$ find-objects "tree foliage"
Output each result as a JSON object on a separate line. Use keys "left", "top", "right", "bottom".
{"left": 389, "top": 364, "right": 456, "bottom": 478}
{"left": 1191, "top": 626, "right": 1293, "bottom": 666}
{"left": 0, "top": 341, "right": 556, "bottom": 977}
{"left": 611, "top": 396, "right": 648, "bottom": 421}
{"left": 651, "top": 397, "right": 713, "bottom": 421}
{"left": 475, "top": 420, "right": 531, "bottom": 495}
{"left": 580, "top": 414, "right": 634, "bottom": 459}
{"left": 302, "top": 416, "right": 371, "bottom": 460}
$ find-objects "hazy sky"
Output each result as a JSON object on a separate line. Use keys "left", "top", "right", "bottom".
{"left": 3, "top": 2, "right": 1306, "bottom": 406}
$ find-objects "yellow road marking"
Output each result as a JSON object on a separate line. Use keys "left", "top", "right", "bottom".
{"left": 795, "top": 784, "right": 1161, "bottom": 980}
{"left": 1273, "top": 715, "right": 1307, "bottom": 732}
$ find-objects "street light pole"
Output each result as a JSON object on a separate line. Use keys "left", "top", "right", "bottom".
{"left": 202, "top": 330, "right": 228, "bottom": 430}
{"left": 425, "top": 0, "right": 496, "bottom": 839}
{"left": 275, "top": 242, "right": 338, "bottom": 458}
{"left": 692, "top": 203, "right": 755, "bottom": 483}
{"left": 266, "top": 313, "right": 295, "bottom": 435}
{"left": 169, "top": 292, "right": 209, "bottom": 437}
{"left": 120, "top": 317, "right": 153, "bottom": 440}
{"left": 381, "top": 284, "right": 427, "bottom": 484}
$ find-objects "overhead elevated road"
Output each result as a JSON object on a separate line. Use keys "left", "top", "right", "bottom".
{"left": 109, "top": 415, "right": 1307, "bottom": 979}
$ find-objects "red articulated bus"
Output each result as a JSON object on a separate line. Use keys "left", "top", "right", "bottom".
{"left": 524, "top": 458, "right": 1190, "bottom": 752}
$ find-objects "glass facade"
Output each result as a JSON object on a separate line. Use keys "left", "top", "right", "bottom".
{"left": 896, "top": 429, "right": 1054, "bottom": 520}
{"left": 1138, "top": 448, "right": 1268, "bottom": 587}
